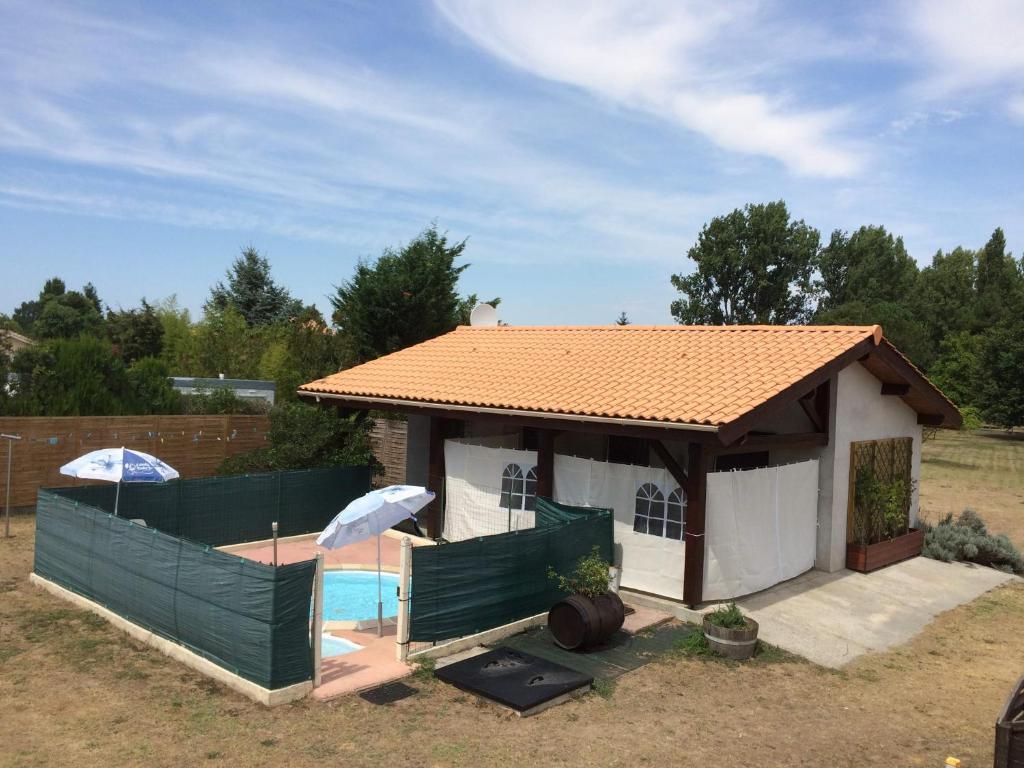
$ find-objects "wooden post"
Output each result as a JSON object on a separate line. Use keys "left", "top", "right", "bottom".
{"left": 535, "top": 429, "right": 554, "bottom": 499}
{"left": 426, "top": 416, "right": 446, "bottom": 539}
{"left": 312, "top": 552, "right": 324, "bottom": 687}
{"left": 683, "top": 443, "right": 710, "bottom": 608}
{"left": 396, "top": 536, "right": 412, "bottom": 662}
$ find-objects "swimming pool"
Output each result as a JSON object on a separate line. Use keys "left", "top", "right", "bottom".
{"left": 321, "top": 570, "right": 400, "bottom": 622}
{"left": 320, "top": 634, "right": 362, "bottom": 658}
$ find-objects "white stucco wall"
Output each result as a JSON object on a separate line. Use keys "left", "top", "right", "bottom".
{"left": 817, "top": 362, "right": 923, "bottom": 571}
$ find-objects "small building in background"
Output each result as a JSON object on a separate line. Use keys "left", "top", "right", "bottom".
{"left": 169, "top": 376, "right": 276, "bottom": 406}
{"left": 1, "top": 329, "right": 34, "bottom": 359}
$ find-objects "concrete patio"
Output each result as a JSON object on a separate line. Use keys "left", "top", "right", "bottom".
{"left": 736, "top": 557, "right": 1016, "bottom": 668}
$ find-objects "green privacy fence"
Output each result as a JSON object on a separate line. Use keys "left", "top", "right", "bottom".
{"left": 54, "top": 466, "right": 372, "bottom": 547}
{"left": 35, "top": 490, "right": 316, "bottom": 689}
{"left": 34, "top": 466, "right": 373, "bottom": 690}
{"left": 409, "top": 497, "right": 613, "bottom": 642}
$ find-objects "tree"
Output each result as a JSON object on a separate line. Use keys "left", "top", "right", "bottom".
{"left": 928, "top": 331, "right": 982, "bottom": 408}
{"left": 154, "top": 295, "right": 199, "bottom": 374}
{"left": 976, "top": 320, "right": 1024, "bottom": 429}
{"left": 194, "top": 305, "right": 262, "bottom": 379}
{"left": 670, "top": 201, "right": 819, "bottom": 325}
{"left": 6, "top": 337, "right": 125, "bottom": 415}
{"left": 615, "top": 312, "right": 631, "bottom": 326}
{"left": 258, "top": 309, "right": 353, "bottom": 403}
{"left": 331, "top": 225, "right": 487, "bottom": 361}
{"left": 815, "top": 226, "right": 919, "bottom": 312}
{"left": 218, "top": 402, "right": 377, "bottom": 474}
{"left": 124, "top": 357, "right": 182, "bottom": 414}
{"left": 974, "top": 228, "right": 1023, "bottom": 329}
{"left": 107, "top": 300, "right": 164, "bottom": 364}
{"left": 206, "top": 247, "right": 301, "bottom": 327}
{"left": 814, "top": 225, "right": 930, "bottom": 364}
{"left": 18, "top": 278, "right": 105, "bottom": 340}
{"left": 914, "top": 247, "right": 977, "bottom": 352}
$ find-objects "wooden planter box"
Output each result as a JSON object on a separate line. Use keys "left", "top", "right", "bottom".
{"left": 846, "top": 528, "right": 924, "bottom": 573}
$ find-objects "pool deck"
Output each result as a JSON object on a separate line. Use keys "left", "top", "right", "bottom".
{"left": 225, "top": 529, "right": 419, "bottom": 570}
{"left": 227, "top": 531, "right": 430, "bottom": 700}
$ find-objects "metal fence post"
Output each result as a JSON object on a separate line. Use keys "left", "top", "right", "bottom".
{"left": 312, "top": 552, "right": 324, "bottom": 687}
{"left": 396, "top": 536, "right": 412, "bottom": 662}
{"left": 271, "top": 521, "right": 278, "bottom": 566}
{"left": 2, "top": 433, "right": 21, "bottom": 539}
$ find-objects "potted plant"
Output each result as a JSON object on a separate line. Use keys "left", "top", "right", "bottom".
{"left": 702, "top": 602, "right": 759, "bottom": 660}
{"left": 546, "top": 547, "right": 624, "bottom": 650}
{"left": 846, "top": 467, "right": 923, "bottom": 572}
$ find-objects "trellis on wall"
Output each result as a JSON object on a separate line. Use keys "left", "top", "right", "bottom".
{"left": 845, "top": 436, "right": 921, "bottom": 572}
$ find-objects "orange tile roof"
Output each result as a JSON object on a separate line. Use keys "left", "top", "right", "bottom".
{"left": 300, "top": 325, "right": 888, "bottom": 429}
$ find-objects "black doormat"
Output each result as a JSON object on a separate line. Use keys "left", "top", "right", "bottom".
{"left": 434, "top": 647, "right": 592, "bottom": 713}
{"left": 358, "top": 681, "right": 418, "bottom": 705}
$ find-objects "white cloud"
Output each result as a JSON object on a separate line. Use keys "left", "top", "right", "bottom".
{"left": 434, "top": 0, "right": 864, "bottom": 177}
{"left": 905, "top": 0, "right": 1024, "bottom": 103}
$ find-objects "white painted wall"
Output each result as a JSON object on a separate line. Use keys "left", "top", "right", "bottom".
{"left": 817, "top": 362, "right": 923, "bottom": 571}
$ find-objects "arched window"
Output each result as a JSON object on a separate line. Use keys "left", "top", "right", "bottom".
{"left": 500, "top": 463, "right": 538, "bottom": 511}
{"left": 666, "top": 487, "right": 686, "bottom": 541}
{"left": 633, "top": 482, "right": 666, "bottom": 536}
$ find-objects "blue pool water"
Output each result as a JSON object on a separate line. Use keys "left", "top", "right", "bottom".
{"left": 321, "top": 570, "right": 400, "bottom": 622}
{"left": 320, "top": 634, "right": 362, "bottom": 658}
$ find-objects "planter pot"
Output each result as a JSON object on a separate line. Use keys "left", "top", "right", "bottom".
{"left": 548, "top": 591, "right": 625, "bottom": 650}
{"left": 703, "top": 615, "right": 759, "bottom": 660}
{"left": 846, "top": 527, "right": 925, "bottom": 573}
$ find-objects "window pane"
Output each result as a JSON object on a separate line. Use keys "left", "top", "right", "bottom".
{"left": 666, "top": 500, "right": 682, "bottom": 522}
{"left": 648, "top": 518, "right": 663, "bottom": 537}
{"left": 666, "top": 522, "right": 682, "bottom": 540}
{"left": 499, "top": 490, "right": 511, "bottom": 508}
{"left": 633, "top": 515, "right": 647, "bottom": 534}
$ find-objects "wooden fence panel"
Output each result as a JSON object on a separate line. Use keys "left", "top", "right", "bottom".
{"left": 0, "top": 415, "right": 269, "bottom": 509}
{"left": 369, "top": 418, "right": 407, "bottom": 488}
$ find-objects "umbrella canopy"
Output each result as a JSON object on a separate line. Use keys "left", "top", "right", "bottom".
{"left": 60, "top": 447, "right": 180, "bottom": 483}
{"left": 316, "top": 485, "right": 434, "bottom": 550}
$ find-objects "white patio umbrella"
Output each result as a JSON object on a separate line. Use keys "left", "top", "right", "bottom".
{"left": 316, "top": 484, "right": 435, "bottom": 635}
{"left": 59, "top": 447, "right": 179, "bottom": 516}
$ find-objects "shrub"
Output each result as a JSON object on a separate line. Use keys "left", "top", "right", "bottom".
{"left": 547, "top": 546, "right": 611, "bottom": 598}
{"left": 921, "top": 509, "right": 1024, "bottom": 574}
{"left": 959, "top": 405, "right": 984, "bottom": 431}
{"left": 218, "top": 402, "right": 377, "bottom": 474}
{"left": 705, "top": 602, "right": 748, "bottom": 630}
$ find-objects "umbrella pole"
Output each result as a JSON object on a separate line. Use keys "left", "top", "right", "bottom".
{"left": 114, "top": 480, "right": 121, "bottom": 517}
{"left": 377, "top": 533, "right": 383, "bottom": 637}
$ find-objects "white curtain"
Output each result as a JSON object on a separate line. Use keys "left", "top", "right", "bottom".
{"left": 553, "top": 455, "right": 687, "bottom": 601}
{"left": 703, "top": 459, "right": 819, "bottom": 601}
{"left": 442, "top": 439, "right": 537, "bottom": 541}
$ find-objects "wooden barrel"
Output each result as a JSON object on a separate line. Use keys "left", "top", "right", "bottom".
{"left": 548, "top": 591, "right": 625, "bottom": 650}
{"left": 702, "top": 615, "right": 759, "bottom": 660}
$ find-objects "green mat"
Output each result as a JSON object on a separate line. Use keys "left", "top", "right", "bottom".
{"left": 496, "top": 621, "right": 697, "bottom": 682}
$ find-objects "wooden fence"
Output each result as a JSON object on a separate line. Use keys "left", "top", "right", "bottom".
{"left": 0, "top": 415, "right": 269, "bottom": 509}
{"left": 369, "top": 418, "right": 407, "bottom": 487}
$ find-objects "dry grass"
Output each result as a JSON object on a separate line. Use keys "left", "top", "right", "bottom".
{"left": 920, "top": 429, "right": 1024, "bottom": 547}
{"left": 1, "top": 433, "right": 1022, "bottom": 767}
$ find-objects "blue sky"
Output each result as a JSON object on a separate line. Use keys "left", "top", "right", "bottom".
{"left": 1, "top": 0, "right": 1022, "bottom": 325}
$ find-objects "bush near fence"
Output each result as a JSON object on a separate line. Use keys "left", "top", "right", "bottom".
{"left": 33, "top": 466, "right": 372, "bottom": 690}
{"left": 409, "top": 497, "right": 613, "bottom": 642}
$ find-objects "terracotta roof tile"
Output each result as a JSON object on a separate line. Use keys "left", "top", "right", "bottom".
{"left": 299, "top": 325, "right": 887, "bottom": 428}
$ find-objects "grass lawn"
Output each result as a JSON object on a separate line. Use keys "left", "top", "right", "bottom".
{"left": 0, "top": 431, "right": 1021, "bottom": 767}
{"left": 920, "top": 428, "right": 1024, "bottom": 547}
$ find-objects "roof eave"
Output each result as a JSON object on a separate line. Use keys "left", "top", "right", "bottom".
{"left": 296, "top": 389, "right": 721, "bottom": 434}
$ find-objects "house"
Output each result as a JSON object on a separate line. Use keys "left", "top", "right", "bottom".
{"left": 298, "top": 324, "right": 960, "bottom": 606}
{"left": 0, "top": 329, "right": 34, "bottom": 358}
{"left": 170, "top": 376, "right": 276, "bottom": 406}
